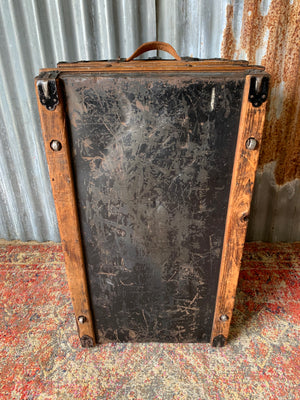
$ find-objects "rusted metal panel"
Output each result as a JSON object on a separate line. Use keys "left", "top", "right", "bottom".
{"left": 221, "top": 0, "right": 300, "bottom": 186}
{"left": 157, "top": 0, "right": 300, "bottom": 240}
{"left": 62, "top": 72, "right": 246, "bottom": 342}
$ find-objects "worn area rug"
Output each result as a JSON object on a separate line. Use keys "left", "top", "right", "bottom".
{"left": 0, "top": 241, "right": 299, "bottom": 400}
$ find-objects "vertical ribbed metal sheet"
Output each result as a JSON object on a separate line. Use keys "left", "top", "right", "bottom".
{"left": 0, "top": 0, "right": 299, "bottom": 242}
{"left": 157, "top": 0, "right": 233, "bottom": 59}
{"left": 0, "top": 0, "right": 156, "bottom": 242}
{"left": 247, "top": 163, "right": 300, "bottom": 242}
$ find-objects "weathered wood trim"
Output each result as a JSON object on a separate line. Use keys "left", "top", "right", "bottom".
{"left": 56, "top": 59, "right": 251, "bottom": 68}
{"left": 210, "top": 74, "right": 268, "bottom": 346}
{"left": 35, "top": 75, "right": 95, "bottom": 347}
{"left": 41, "top": 65, "right": 264, "bottom": 74}
{"left": 39, "top": 60, "right": 264, "bottom": 74}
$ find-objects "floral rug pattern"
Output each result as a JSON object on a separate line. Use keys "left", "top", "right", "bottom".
{"left": 0, "top": 241, "right": 299, "bottom": 399}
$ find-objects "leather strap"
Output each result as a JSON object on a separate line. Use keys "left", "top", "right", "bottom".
{"left": 126, "top": 41, "right": 181, "bottom": 61}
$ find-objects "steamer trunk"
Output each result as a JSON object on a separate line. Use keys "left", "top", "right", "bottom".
{"left": 35, "top": 45, "right": 269, "bottom": 347}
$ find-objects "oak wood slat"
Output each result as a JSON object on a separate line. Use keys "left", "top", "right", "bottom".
{"left": 210, "top": 75, "right": 268, "bottom": 346}
{"left": 35, "top": 77, "right": 95, "bottom": 347}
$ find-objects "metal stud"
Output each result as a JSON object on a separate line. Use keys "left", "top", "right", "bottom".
{"left": 220, "top": 314, "right": 229, "bottom": 322}
{"left": 245, "top": 137, "right": 258, "bottom": 151}
{"left": 78, "top": 316, "right": 86, "bottom": 324}
{"left": 50, "top": 140, "right": 62, "bottom": 151}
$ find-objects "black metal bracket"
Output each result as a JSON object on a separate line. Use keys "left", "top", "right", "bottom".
{"left": 248, "top": 76, "right": 269, "bottom": 107}
{"left": 212, "top": 334, "right": 226, "bottom": 347}
{"left": 37, "top": 71, "right": 60, "bottom": 111}
{"left": 80, "top": 335, "right": 94, "bottom": 348}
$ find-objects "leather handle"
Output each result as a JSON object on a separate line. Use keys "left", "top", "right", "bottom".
{"left": 126, "top": 41, "right": 182, "bottom": 61}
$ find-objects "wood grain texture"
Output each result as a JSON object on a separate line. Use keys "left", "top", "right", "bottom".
{"left": 35, "top": 76, "right": 95, "bottom": 347}
{"left": 210, "top": 74, "right": 268, "bottom": 346}
{"left": 44, "top": 60, "right": 264, "bottom": 75}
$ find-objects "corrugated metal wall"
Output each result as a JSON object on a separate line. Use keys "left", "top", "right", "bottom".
{"left": 0, "top": 0, "right": 299, "bottom": 242}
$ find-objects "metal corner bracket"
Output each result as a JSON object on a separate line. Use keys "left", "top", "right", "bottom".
{"left": 80, "top": 335, "right": 94, "bottom": 348}
{"left": 248, "top": 76, "right": 269, "bottom": 107}
{"left": 37, "top": 70, "right": 60, "bottom": 111}
{"left": 212, "top": 334, "right": 226, "bottom": 347}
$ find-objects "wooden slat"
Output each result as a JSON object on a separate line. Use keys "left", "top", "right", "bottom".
{"left": 35, "top": 76, "right": 95, "bottom": 347}
{"left": 210, "top": 74, "right": 268, "bottom": 346}
{"left": 50, "top": 66, "right": 261, "bottom": 73}
{"left": 39, "top": 60, "right": 264, "bottom": 74}
{"left": 41, "top": 66, "right": 264, "bottom": 74}
{"left": 56, "top": 59, "right": 252, "bottom": 68}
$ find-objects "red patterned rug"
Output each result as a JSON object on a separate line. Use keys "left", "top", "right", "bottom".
{"left": 0, "top": 241, "right": 299, "bottom": 399}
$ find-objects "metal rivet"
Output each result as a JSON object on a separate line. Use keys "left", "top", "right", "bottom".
{"left": 245, "top": 137, "right": 258, "bottom": 150}
{"left": 220, "top": 314, "right": 229, "bottom": 322}
{"left": 78, "top": 316, "right": 86, "bottom": 324}
{"left": 50, "top": 140, "right": 62, "bottom": 151}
